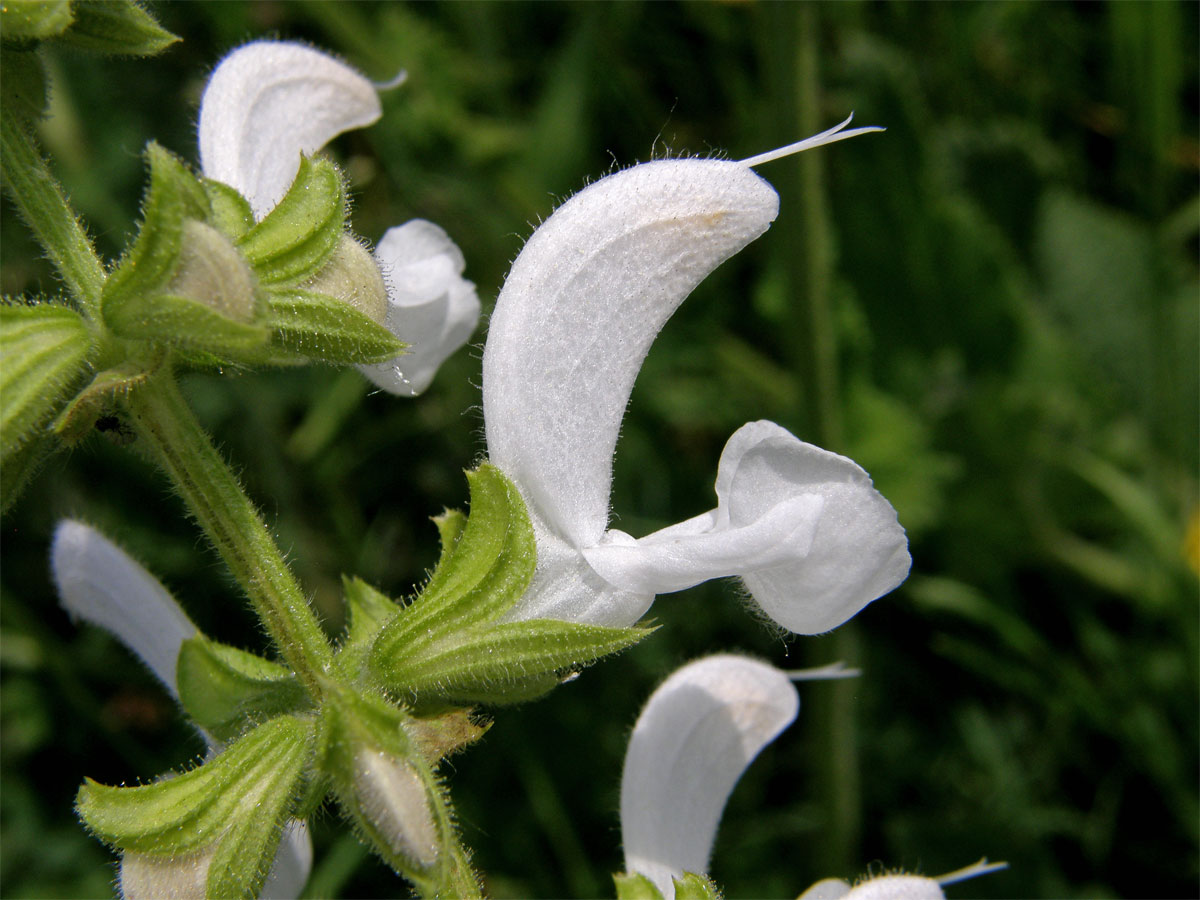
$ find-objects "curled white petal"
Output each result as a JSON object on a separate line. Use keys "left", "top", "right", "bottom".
{"left": 259, "top": 820, "right": 314, "bottom": 900}
{"left": 725, "top": 422, "right": 910, "bottom": 633}
{"left": 583, "top": 493, "right": 824, "bottom": 596}
{"left": 621, "top": 655, "right": 799, "bottom": 900}
{"left": 51, "top": 520, "right": 197, "bottom": 697}
{"left": 359, "top": 220, "right": 481, "bottom": 396}
{"left": 582, "top": 421, "right": 909, "bottom": 632}
{"left": 483, "top": 159, "right": 779, "bottom": 548}
{"left": 199, "top": 41, "right": 381, "bottom": 219}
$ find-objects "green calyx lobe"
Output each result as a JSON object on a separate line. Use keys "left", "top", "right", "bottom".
{"left": 77, "top": 714, "right": 315, "bottom": 899}
{"left": 367, "top": 464, "right": 652, "bottom": 706}
{"left": 52, "top": 361, "right": 152, "bottom": 445}
{"left": 103, "top": 143, "right": 210, "bottom": 307}
{"left": 614, "top": 872, "right": 665, "bottom": 900}
{"left": 235, "top": 155, "right": 346, "bottom": 287}
{"left": 0, "top": 303, "right": 91, "bottom": 463}
{"left": 176, "top": 635, "right": 313, "bottom": 743}
{"left": 52, "top": 1, "right": 178, "bottom": 56}
{"left": 612, "top": 872, "right": 723, "bottom": 900}
{"left": 1, "top": 1, "right": 75, "bottom": 43}
{"left": 319, "top": 684, "right": 482, "bottom": 897}
{"left": 216, "top": 156, "right": 400, "bottom": 366}
{"left": 673, "top": 873, "right": 724, "bottom": 900}
{"left": 267, "top": 289, "right": 403, "bottom": 364}
{"left": 101, "top": 143, "right": 270, "bottom": 360}
{"left": 1, "top": 1, "right": 178, "bottom": 55}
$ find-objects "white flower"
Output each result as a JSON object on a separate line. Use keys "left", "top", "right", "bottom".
{"left": 482, "top": 116, "right": 909, "bottom": 632}
{"left": 198, "top": 40, "right": 479, "bottom": 396}
{"left": 51, "top": 520, "right": 312, "bottom": 899}
{"left": 797, "top": 858, "right": 1009, "bottom": 900}
{"left": 620, "top": 655, "right": 800, "bottom": 898}
{"left": 798, "top": 875, "right": 946, "bottom": 900}
{"left": 620, "top": 655, "right": 1005, "bottom": 900}
{"left": 358, "top": 220, "right": 481, "bottom": 396}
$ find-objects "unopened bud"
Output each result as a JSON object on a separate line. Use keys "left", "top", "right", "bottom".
{"left": 305, "top": 235, "right": 388, "bottom": 325}
{"left": 354, "top": 749, "right": 439, "bottom": 869}
{"left": 170, "top": 220, "right": 258, "bottom": 323}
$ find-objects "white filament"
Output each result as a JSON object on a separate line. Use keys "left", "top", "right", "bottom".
{"left": 740, "top": 113, "right": 885, "bottom": 168}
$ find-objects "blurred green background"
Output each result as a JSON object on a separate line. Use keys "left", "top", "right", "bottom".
{"left": 2, "top": 2, "right": 1197, "bottom": 898}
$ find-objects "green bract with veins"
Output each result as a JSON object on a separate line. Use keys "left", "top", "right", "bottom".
{"left": 0, "top": 0, "right": 177, "bottom": 56}
{"left": 367, "top": 464, "right": 653, "bottom": 707}
{"left": 97, "top": 144, "right": 403, "bottom": 369}
{"left": 613, "top": 871, "right": 724, "bottom": 900}
{"left": 74, "top": 464, "right": 651, "bottom": 898}
{"left": 0, "top": 304, "right": 91, "bottom": 460}
{"left": 77, "top": 714, "right": 315, "bottom": 900}
{"left": 0, "top": 131, "right": 406, "bottom": 510}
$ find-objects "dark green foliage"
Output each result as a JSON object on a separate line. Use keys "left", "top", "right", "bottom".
{"left": 1, "top": 2, "right": 1195, "bottom": 899}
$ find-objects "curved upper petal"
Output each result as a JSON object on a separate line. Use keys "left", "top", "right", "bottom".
{"left": 621, "top": 655, "right": 798, "bottom": 900}
{"left": 582, "top": 421, "right": 909, "bottom": 633}
{"left": 199, "top": 41, "right": 381, "bottom": 220}
{"left": 483, "top": 159, "right": 779, "bottom": 548}
{"left": 51, "top": 520, "right": 197, "bottom": 697}
{"left": 359, "top": 220, "right": 481, "bottom": 396}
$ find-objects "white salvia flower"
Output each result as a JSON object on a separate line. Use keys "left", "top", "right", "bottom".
{"left": 198, "top": 40, "right": 479, "bottom": 396}
{"left": 799, "top": 875, "right": 946, "bottom": 900}
{"left": 621, "top": 655, "right": 1005, "bottom": 900}
{"left": 52, "top": 520, "right": 197, "bottom": 697}
{"left": 359, "top": 219, "right": 482, "bottom": 397}
{"left": 620, "top": 655, "right": 800, "bottom": 899}
{"left": 482, "top": 116, "right": 909, "bottom": 631}
{"left": 798, "top": 859, "right": 1010, "bottom": 900}
{"left": 198, "top": 41, "right": 382, "bottom": 221}
{"left": 50, "top": 521, "right": 312, "bottom": 900}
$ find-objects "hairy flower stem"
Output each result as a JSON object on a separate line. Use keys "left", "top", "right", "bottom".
{"left": 762, "top": 2, "right": 862, "bottom": 875}
{"left": 122, "top": 371, "right": 333, "bottom": 694}
{"left": 796, "top": 8, "right": 863, "bottom": 875}
{"left": 0, "top": 114, "right": 106, "bottom": 320}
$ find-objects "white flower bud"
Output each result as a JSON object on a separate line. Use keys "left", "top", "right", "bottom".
{"left": 305, "top": 235, "right": 389, "bottom": 325}
{"left": 353, "top": 749, "right": 439, "bottom": 869}
{"left": 120, "top": 849, "right": 211, "bottom": 900}
{"left": 169, "top": 220, "right": 258, "bottom": 323}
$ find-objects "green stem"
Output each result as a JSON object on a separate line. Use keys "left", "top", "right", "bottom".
{"left": 0, "top": 113, "right": 106, "bottom": 319}
{"left": 122, "top": 370, "right": 333, "bottom": 693}
{"left": 794, "top": 8, "right": 861, "bottom": 877}
{"left": 761, "top": 2, "right": 860, "bottom": 877}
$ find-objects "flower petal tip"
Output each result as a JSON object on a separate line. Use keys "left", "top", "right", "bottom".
{"left": 199, "top": 40, "right": 382, "bottom": 219}
{"left": 358, "top": 220, "right": 480, "bottom": 397}
{"left": 621, "top": 656, "right": 798, "bottom": 898}
{"left": 51, "top": 520, "right": 197, "bottom": 696}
